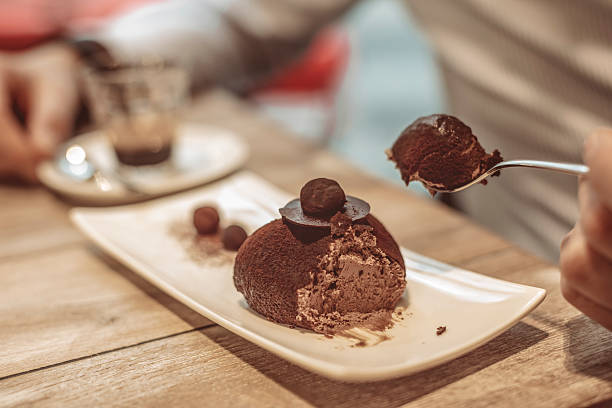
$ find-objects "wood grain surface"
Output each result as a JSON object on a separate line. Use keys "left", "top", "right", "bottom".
{"left": 1, "top": 91, "right": 610, "bottom": 407}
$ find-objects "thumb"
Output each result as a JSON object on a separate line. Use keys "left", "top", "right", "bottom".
{"left": 583, "top": 128, "right": 612, "bottom": 210}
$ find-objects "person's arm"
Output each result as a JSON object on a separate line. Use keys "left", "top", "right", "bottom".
{"left": 560, "top": 129, "right": 612, "bottom": 330}
{"left": 92, "top": 0, "right": 357, "bottom": 91}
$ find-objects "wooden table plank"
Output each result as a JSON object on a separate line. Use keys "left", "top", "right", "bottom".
{"left": 0, "top": 245, "right": 211, "bottom": 378}
{"left": 2, "top": 289, "right": 610, "bottom": 408}
{"left": 458, "top": 246, "right": 544, "bottom": 279}
{"left": 0, "top": 187, "right": 83, "bottom": 260}
{"left": 0, "top": 327, "right": 309, "bottom": 408}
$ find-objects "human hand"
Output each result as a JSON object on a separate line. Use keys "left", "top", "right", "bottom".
{"left": 560, "top": 129, "right": 612, "bottom": 330}
{"left": 0, "top": 42, "right": 80, "bottom": 182}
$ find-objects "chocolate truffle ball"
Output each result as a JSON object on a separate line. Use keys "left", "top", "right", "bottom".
{"left": 222, "top": 225, "right": 248, "bottom": 251}
{"left": 299, "top": 178, "right": 346, "bottom": 216}
{"left": 193, "top": 206, "right": 219, "bottom": 235}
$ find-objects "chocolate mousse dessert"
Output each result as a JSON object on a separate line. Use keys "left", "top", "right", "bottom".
{"left": 233, "top": 178, "right": 406, "bottom": 335}
{"left": 387, "top": 114, "right": 503, "bottom": 195}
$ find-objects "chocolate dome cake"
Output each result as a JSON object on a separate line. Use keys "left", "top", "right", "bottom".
{"left": 233, "top": 178, "right": 406, "bottom": 335}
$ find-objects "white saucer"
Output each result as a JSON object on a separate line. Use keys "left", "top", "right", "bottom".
{"left": 38, "top": 123, "right": 249, "bottom": 205}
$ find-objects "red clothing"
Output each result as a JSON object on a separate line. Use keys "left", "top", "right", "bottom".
{"left": 0, "top": 0, "right": 159, "bottom": 50}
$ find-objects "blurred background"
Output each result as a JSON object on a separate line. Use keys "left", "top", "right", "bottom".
{"left": 256, "top": 0, "right": 443, "bottom": 194}
{"left": 333, "top": 0, "right": 442, "bottom": 186}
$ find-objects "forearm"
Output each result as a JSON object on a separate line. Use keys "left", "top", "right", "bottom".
{"left": 90, "top": 0, "right": 357, "bottom": 91}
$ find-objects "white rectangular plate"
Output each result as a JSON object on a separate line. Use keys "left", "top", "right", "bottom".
{"left": 70, "top": 171, "right": 546, "bottom": 382}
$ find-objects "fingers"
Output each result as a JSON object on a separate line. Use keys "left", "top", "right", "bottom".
{"left": 0, "top": 114, "right": 38, "bottom": 182}
{"left": 583, "top": 129, "right": 612, "bottom": 209}
{"left": 0, "top": 77, "right": 38, "bottom": 183}
{"left": 578, "top": 177, "right": 612, "bottom": 260}
{"left": 560, "top": 277, "right": 612, "bottom": 331}
{"left": 561, "top": 226, "right": 612, "bottom": 309}
{"left": 562, "top": 171, "right": 612, "bottom": 330}
{"left": 28, "top": 74, "right": 79, "bottom": 158}
{"left": 568, "top": 128, "right": 612, "bottom": 330}
{"left": 0, "top": 44, "right": 80, "bottom": 183}
{"left": 560, "top": 227, "right": 612, "bottom": 330}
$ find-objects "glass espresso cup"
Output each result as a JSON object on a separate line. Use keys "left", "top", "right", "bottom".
{"left": 85, "top": 64, "right": 188, "bottom": 166}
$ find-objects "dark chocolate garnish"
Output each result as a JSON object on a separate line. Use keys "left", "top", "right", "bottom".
{"left": 300, "top": 178, "right": 346, "bottom": 216}
{"left": 193, "top": 206, "right": 219, "bottom": 235}
{"left": 222, "top": 225, "right": 247, "bottom": 251}
{"left": 279, "top": 196, "right": 370, "bottom": 229}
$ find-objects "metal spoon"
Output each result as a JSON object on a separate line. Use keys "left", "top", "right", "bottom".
{"left": 431, "top": 160, "right": 589, "bottom": 193}
{"left": 62, "top": 144, "right": 146, "bottom": 195}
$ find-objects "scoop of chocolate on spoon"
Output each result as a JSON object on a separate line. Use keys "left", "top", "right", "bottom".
{"left": 388, "top": 114, "right": 589, "bottom": 195}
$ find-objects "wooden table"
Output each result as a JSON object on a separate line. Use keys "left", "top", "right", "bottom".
{"left": 1, "top": 91, "right": 611, "bottom": 407}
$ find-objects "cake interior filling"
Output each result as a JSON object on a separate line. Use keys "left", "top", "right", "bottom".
{"left": 296, "top": 220, "right": 406, "bottom": 334}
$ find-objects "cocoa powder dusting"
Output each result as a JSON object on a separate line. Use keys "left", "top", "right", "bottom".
{"left": 168, "top": 219, "right": 234, "bottom": 266}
